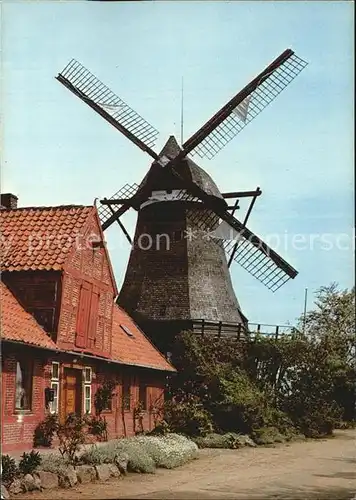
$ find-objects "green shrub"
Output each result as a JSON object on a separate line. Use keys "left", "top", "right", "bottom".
{"left": 80, "top": 433, "right": 198, "bottom": 473}
{"left": 1, "top": 454, "right": 19, "bottom": 487}
{"left": 37, "top": 453, "right": 71, "bottom": 476}
{"left": 134, "top": 434, "right": 198, "bottom": 469}
{"left": 85, "top": 415, "right": 108, "bottom": 440}
{"left": 193, "top": 432, "right": 254, "bottom": 449}
{"left": 115, "top": 440, "right": 156, "bottom": 473}
{"left": 164, "top": 400, "right": 213, "bottom": 437}
{"left": 57, "top": 413, "right": 86, "bottom": 463}
{"left": 33, "top": 414, "right": 59, "bottom": 448}
{"left": 148, "top": 419, "right": 171, "bottom": 436}
{"left": 19, "top": 450, "right": 42, "bottom": 475}
{"left": 252, "top": 427, "right": 286, "bottom": 445}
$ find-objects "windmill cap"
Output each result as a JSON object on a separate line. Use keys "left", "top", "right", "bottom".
{"left": 159, "top": 135, "right": 182, "bottom": 159}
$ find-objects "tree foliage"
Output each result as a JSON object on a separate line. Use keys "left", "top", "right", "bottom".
{"left": 165, "top": 284, "right": 355, "bottom": 439}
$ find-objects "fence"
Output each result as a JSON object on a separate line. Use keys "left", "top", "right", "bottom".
{"left": 191, "top": 319, "right": 298, "bottom": 340}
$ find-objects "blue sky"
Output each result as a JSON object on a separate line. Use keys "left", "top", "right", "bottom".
{"left": 1, "top": 1, "right": 354, "bottom": 326}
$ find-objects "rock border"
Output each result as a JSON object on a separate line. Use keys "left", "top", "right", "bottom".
{"left": 5, "top": 456, "right": 128, "bottom": 497}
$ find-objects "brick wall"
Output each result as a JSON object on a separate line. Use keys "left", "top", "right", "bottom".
{"left": 1, "top": 347, "right": 51, "bottom": 452}
{"left": 58, "top": 211, "right": 116, "bottom": 356}
{"left": 1, "top": 346, "right": 166, "bottom": 453}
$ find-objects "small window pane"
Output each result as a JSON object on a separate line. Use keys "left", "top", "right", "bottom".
{"left": 84, "top": 367, "right": 92, "bottom": 383}
{"left": 84, "top": 384, "right": 91, "bottom": 414}
{"left": 50, "top": 382, "right": 59, "bottom": 414}
{"left": 51, "top": 362, "right": 59, "bottom": 380}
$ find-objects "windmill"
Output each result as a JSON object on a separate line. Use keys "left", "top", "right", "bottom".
{"left": 56, "top": 49, "right": 307, "bottom": 348}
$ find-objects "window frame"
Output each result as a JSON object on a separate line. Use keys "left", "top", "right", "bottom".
{"left": 83, "top": 384, "right": 92, "bottom": 414}
{"left": 50, "top": 381, "right": 59, "bottom": 414}
{"left": 14, "top": 358, "right": 33, "bottom": 413}
{"left": 122, "top": 378, "right": 131, "bottom": 411}
{"left": 84, "top": 366, "right": 92, "bottom": 383}
{"left": 51, "top": 361, "right": 60, "bottom": 381}
{"left": 83, "top": 366, "right": 93, "bottom": 414}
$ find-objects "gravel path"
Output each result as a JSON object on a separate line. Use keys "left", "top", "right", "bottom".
{"left": 18, "top": 429, "right": 356, "bottom": 500}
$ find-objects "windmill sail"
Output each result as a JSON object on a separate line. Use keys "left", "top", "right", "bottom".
{"left": 180, "top": 49, "right": 308, "bottom": 160}
{"left": 56, "top": 59, "right": 159, "bottom": 159}
{"left": 172, "top": 173, "right": 297, "bottom": 292}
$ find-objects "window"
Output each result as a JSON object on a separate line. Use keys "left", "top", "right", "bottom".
{"left": 84, "top": 367, "right": 92, "bottom": 383}
{"left": 83, "top": 366, "right": 92, "bottom": 414}
{"left": 15, "top": 360, "right": 33, "bottom": 411}
{"left": 139, "top": 383, "right": 147, "bottom": 411}
{"left": 51, "top": 362, "right": 59, "bottom": 380}
{"left": 122, "top": 378, "right": 131, "bottom": 411}
{"left": 50, "top": 382, "right": 59, "bottom": 414}
{"left": 120, "top": 324, "right": 134, "bottom": 338}
{"left": 50, "top": 362, "right": 60, "bottom": 414}
{"left": 84, "top": 385, "right": 92, "bottom": 414}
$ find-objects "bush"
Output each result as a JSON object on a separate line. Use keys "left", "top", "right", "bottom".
{"left": 33, "top": 414, "right": 59, "bottom": 448}
{"left": 114, "top": 439, "right": 156, "bottom": 473}
{"left": 80, "top": 433, "right": 198, "bottom": 473}
{"left": 134, "top": 434, "right": 198, "bottom": 469}
{"left": 193, "top": 432, "right": 241, "bottom": 449}
{"left": 57, "top": 413, "right": 86, "bottom": 463}
{"left": 1, "top": 454, "right": 18, "bottom": 487}
{"left": 251, "top": 427, "right": 286, "bottom": 445}
{"left": 164, "top": 400, "right": 213, "bottom": 437}
{"left": 37, "top": 453, "right": 71, "bottom": 476}
{"left": 19, "top": 450, "right": 42, "bottom": 475}
{"left": 85, "top": 415, "right": 108, "bottom": 440}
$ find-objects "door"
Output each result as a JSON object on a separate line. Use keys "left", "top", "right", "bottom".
{"left": 63, "top": 368, "right": 82, "bottom": 420}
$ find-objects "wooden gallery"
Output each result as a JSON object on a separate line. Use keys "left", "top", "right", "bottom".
{"left": 0, "top": 193, "right": 175, "bottom": 453}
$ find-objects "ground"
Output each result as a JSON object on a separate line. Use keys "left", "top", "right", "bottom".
{"left": 18, "top": 429, "right": 356, "bottom": 500}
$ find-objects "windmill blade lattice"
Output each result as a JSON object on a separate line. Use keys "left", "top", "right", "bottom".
{"left": 176, "top": 189, "right": 296, "bottom": 292}
{"left": 219, "top": 239, "right": 292, "bottom": 292}
{"left": 57, "top": 60, "right": 159, "bottom": 152}
{"left": 188, "top": 52, "right": 308, "bottom": 160}
{"left": 98, "top": 183, "right": 139, "bottom": 225}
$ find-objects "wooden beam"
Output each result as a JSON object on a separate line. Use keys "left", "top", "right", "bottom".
{"left": 222, "top": 189, "right": 262, "bottom": 199}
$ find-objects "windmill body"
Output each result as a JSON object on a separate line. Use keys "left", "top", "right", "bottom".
{"left": 118, "top": 136, "right": 247, "bottom": 346}
{"left": 56, "top": 49, "right": 307, "bottom": 349}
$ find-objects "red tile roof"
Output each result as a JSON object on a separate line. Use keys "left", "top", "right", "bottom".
{"left": 0, "top": 281, "right": 57, "bottom": 350}
{"left": 0, "top": 205, "right": 93, "bottom": 271}
{"left": 111, "top": 305, "right": 175, "bottom": 372}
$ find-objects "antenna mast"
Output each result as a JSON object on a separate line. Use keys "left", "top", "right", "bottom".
{"left": 180, "top": 76, "right": 184, "bottom": 146}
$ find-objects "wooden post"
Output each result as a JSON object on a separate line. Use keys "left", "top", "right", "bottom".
{"left": 275, "top": 325, "right": 279, "bottom": 340}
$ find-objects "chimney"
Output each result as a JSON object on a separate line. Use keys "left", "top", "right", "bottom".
{"left": 0, "top": 193, "right": 18, "bottom": 210}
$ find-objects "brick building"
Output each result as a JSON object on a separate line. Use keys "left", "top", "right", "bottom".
{"left": 0, "top": 194, "right": 175, "bottom": 453}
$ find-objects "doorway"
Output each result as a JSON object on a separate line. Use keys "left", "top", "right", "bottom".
{"left": 62, "top": 368, "right": 82, "bottom": 419}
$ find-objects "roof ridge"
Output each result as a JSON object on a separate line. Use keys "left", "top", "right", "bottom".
{"left": 1, "top": 204, "right": 93, "bottom": 212}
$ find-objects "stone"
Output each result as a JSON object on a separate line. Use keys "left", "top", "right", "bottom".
{"left": 59, "top": 465, "right": 78, "bottom": 489}
{"left": 94, "top": 464, "right": 111, "bottom": 481}
{"left": 108, "top": 464, "right": 121, "bottom": 478}
{"left": 75, "top": 465, "right": 96, "bottom": 484}
{"left": 35, "top": 470, "right": 59, "bottom": 489}
{"left": 114, "top": 453, "right": 129, "bottom": 475}
{"left": 21, "top": 473, "right": 42, "bottom": 492}
{"left": 8, "top": 479, "right": 22, "bottom": 495}
{"left": 1, "top": 484, "right": 10, "bottom": 499}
